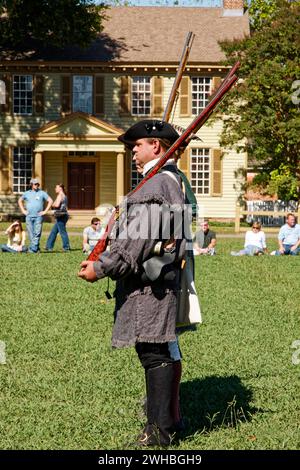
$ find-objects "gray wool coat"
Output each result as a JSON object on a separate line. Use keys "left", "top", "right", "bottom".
{"left": 94, "top": 166, "right": 185, "bottom": 349}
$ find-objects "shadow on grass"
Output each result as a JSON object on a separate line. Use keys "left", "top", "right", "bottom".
{"left": 180, "top": 375, "right": 257, "bottom": 437}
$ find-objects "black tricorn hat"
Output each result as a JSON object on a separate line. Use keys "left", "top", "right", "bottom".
{"left": 118, "top": 120, "right": 179, "bottom": 147}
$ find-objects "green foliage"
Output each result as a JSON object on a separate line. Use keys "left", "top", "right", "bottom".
{"left": 0, "top": 0, "right": 107, "bottom": 48}
{"left": 0, "top": 234, "right": 300, "bottom": 449}
{"left": 218, "top": 0, "right": 300, "bottom": 199}
{"left": 246, "top": 0, "right": 278, "bottom": 31}
{"left": 268, "top": 164, "right": 299, "bottom": 201}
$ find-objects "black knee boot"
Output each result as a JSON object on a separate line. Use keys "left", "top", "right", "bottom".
{"left": 139, "top": 362, "right": 174, "bottom": 447}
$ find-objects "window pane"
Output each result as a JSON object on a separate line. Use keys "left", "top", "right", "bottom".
{"left": 191, "top": 77, "right": 212, "bottom": 115}
{"left": 131, "top": 159, "right": 142, "bottom": 189}
{"left": 13, "top": 75, "right": 33, "bottom": 115}
{"left": 73, "top": 76, "right": 93, "bottom": 113}
{"left": 131, "top": 77, "right": 151, "bottom": 116}
{"left": 13, "top": 147, "right": 33, "bottom": 193}
{"left": 190, "top": 148, "right": 211, "bottom": 196}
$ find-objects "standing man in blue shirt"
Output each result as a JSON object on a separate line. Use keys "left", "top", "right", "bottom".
{"left": 273, "top": 213, "right": 300, "bottom": 256}
{"left": 18, "top": 178, "right": 53, "bottom": 253}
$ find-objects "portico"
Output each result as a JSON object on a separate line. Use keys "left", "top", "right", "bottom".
{"left": 30, "top": 112, "right": 127, "bottom": 222}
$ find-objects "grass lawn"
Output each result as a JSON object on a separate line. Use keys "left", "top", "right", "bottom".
{"left": 0, "top": 233, "right": 299, "bottom": 450}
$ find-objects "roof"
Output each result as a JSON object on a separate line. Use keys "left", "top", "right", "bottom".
{"left": 0, "top": 6, "right": 249, "bottom": 64}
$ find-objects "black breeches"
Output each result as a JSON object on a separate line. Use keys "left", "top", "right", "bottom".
{"left": 135, "top": 342, "right": 174, "bottom": 371}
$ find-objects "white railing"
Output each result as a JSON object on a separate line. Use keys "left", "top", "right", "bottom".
{"left": 235, "top": 201, "right": 300, "bottom": 233}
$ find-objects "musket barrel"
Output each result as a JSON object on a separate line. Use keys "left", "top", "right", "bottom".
{"left": 163, "top": 31, "right": 195, "bottom": 122}
{"left": 87, "top": 62, "right": 240, "bottom": 262}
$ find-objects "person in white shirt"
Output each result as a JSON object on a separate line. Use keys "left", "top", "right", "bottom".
{"left": 231, "top": 222, "right": 267, "bottom": 256}
{"left": 0, "top": 220, "right": 27, "bottom": 253}
{"left": 82, "top": 217, "right": 104, "bottom": 255}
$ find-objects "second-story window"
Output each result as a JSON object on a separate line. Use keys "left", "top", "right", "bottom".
{"left": 191, "top": 77, "right": 211, "bottom": 115}
{"left": 73, "top": 76, "right": 93, "bottom": 114}
{"left": 131, "top": 77, "right": 151, "bottom": 116}
{"left": 13, "top": 75, "right": 33, "bottom": 115}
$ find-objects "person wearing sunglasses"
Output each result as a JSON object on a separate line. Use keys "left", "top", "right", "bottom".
{"left": 78, "top": 119, "right": 199, "bottom": 447}
{"left": 231, "top": 221, "right": 267, "bottom": 256}
{"left": 82, "top": 217, "right": 104, "bottom": 255}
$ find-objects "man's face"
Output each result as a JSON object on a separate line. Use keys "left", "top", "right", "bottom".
{"left": 132, "top": 139, "right": 157, "bottom": 174}
{"left": 287, "top": 216, "right": 296, "bottom": 227}
{"left": 92, "top": 221, "right": 101, "bottom": 231}
{"left": 201, "top": 222, "right": 209, "bottom": 233}
{"left": 32, "top": 183, "right": 40, "bottom": 191}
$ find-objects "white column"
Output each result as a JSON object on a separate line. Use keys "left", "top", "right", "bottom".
{"left": 116, "top": 152, "right": 125, "bottom": 204}
{"left": 34, "top": 151, "right": 44, "bottom": 186}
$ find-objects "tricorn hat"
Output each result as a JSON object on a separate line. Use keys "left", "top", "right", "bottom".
{"left": 118, "top": 120, "right": 179, "bottom": 147}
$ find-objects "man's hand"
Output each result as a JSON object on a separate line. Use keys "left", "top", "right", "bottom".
{"left": 78, "top": 260, "right": 98, "bottom": 282}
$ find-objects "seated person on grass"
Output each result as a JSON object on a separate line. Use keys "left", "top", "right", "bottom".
{"left": 0, "top": 220, "right": 28, "bottom": 253}
{"left": 271, "top": 213, "right": 300, "bottom": 256}
{"left": 193, "top": 220, "right": 216, "bottom": 256}
{"left": 231, "top": 222, "right": 267, "bottom": 256}
{"left": 82, "top": 217, "right": 104, "bottom": 255}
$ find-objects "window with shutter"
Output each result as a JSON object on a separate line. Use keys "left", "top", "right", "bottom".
{"left": 190, "top": 148, "right": 210, "bottom": 195}
{"left": 0, "top": 80, "right": 5, "bottom": 105}
{"left": 131, "top": 76, "right": 150, "bottom": 116}
{"left": 61, "top": 76, "right": 71, "bottom": 114}
{"left": 119, "top": 76, "right": 131, "bottom": 115}
{"left": 73, "top": 76, "right": 93, "bottom": 114}
{"left": 178, "top": 148, "right": 190, "bottom": 179}
{"left": 0, "top": 75, "right": 11, "bottom": 113}
{"left": 34, "top": 75, "right": 44, "bottom": 115}
{"left": 94, "top": 76, "right": 104, "bottom": 115}
{"left": 0, "top": 146, "right": 11, "bottom": 192}
{"left": 191, "top": 77, "right": 211, "bottom": 114}
{"left": 13, "top": 75, "right": 33, "bottom": 115}
{"left": 211, "top": 149, "right": 222, "bottom": 196}
{"left": 211, "top": 76, "right": 222, "bottom": 96}
{"left": 179, "top": 76, "right": 190, "bottom": 116}
{"left": 152, "top": 76, "right": 163, "bottom": 116}
{"left": 12, "top": 147, "right": 33, "bottom": 193}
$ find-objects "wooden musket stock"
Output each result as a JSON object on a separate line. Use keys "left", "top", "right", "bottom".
{"left": 87, "top": 61, "right": 240, "bottom": 262}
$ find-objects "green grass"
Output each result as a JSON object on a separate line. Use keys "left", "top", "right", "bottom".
{"left": 0, "top": 234, "right": 299, "bottom": 450}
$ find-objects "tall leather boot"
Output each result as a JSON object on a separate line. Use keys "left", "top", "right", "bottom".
{"left": 141, "top": 362, "right": 182, "bottom": 428}
{"left": 172, "top": 360, "right": 183, "bottom": 430}
{"left": 139, "top": 362, "right": 174, "bottom": 447}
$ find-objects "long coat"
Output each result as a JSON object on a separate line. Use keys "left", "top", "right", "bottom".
{"left": 94, "top": 166, "right": 185, "bottom": 348}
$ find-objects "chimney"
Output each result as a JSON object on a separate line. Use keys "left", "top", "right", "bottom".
{"left": 223, "top": 0, "right": 244, "bottom": 17}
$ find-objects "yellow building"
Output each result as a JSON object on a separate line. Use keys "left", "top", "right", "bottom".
{"left": 0, "top": 2, "right": 249, "bottom": 224}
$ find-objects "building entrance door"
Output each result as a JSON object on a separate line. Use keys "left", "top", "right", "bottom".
{"left": 67, "top": 162, "right": 95, "bottom": 209}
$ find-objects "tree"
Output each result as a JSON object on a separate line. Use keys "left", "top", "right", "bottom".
{"left": 218, "top": 0, "right": 300, "bottom": 201}
{"left": 246, "top": 0, "right": 279, "bottom": 31}
{"left": 0, "top": 0, "right": 107, "bottom": 49}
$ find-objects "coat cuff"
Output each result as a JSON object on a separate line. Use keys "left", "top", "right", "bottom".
{"left": 93, "top": 261, "right": 105, "bottom": 279}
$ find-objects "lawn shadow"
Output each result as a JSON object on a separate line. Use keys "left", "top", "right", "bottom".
{"left": 179, "top": 375, "right": 257, "bottom": 437}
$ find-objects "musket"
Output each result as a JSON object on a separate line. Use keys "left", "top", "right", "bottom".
{"left": 163, "top": 32, "right": 195, "bottom": 123}
{"left": 87, "top": 61, "right": 240, "bottom": 263}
